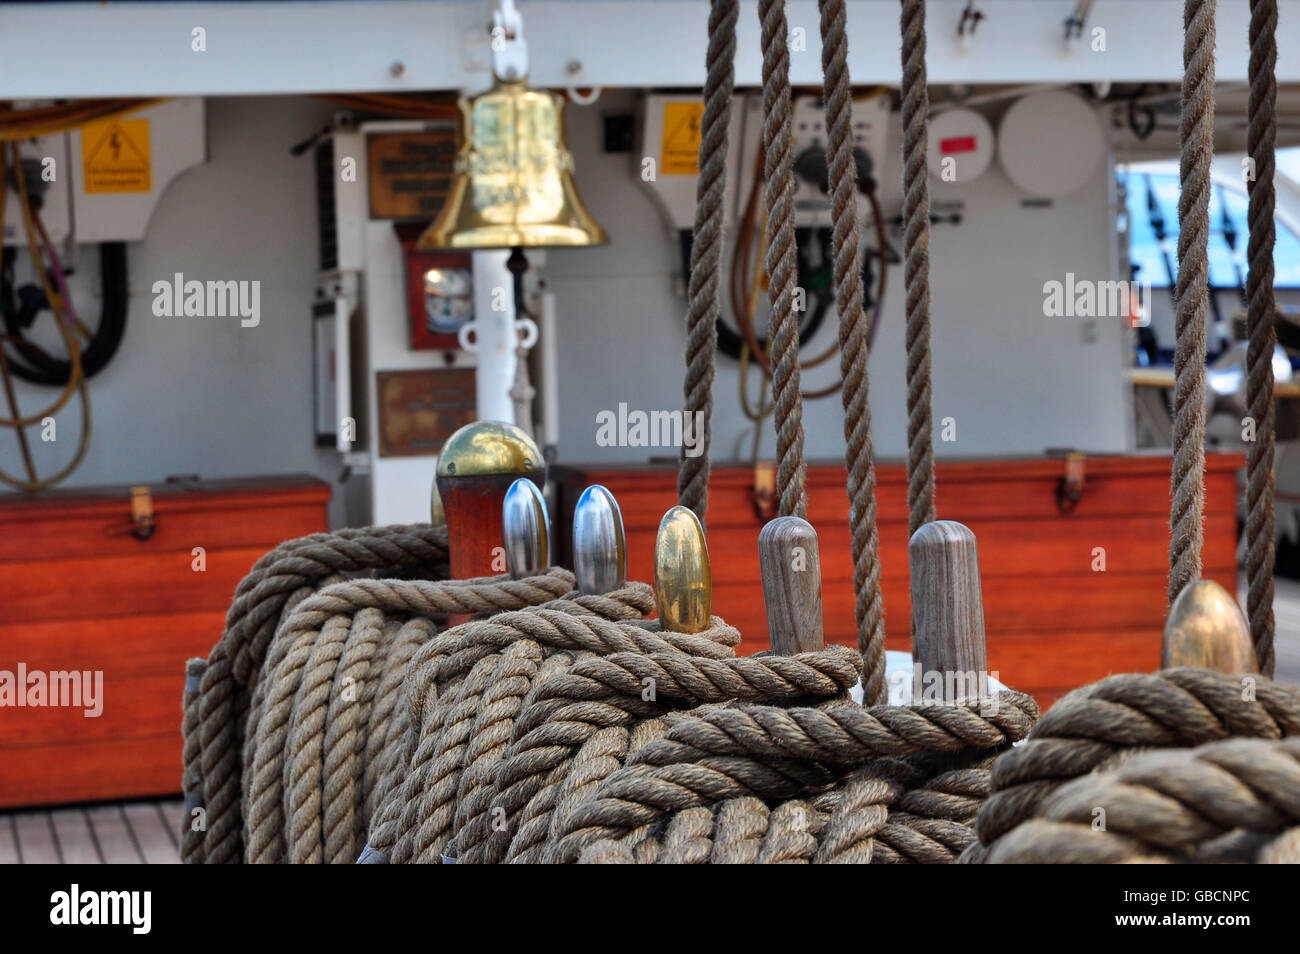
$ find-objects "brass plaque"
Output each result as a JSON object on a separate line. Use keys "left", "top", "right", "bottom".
{"left": 377, "top": 369, "right": 476, "bottom": 457}
{"left": 367, "top": 129, "right": 457, "bottom": 221}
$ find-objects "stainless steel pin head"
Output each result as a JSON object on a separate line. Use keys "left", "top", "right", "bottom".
{"left": 502, "top": 478, "right": 549, "bottom": 579}
{"left": 572, "top": 484, "right": 626, "bottom": 595}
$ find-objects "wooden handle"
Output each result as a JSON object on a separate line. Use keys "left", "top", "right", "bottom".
{"left": 654, "top": 505, "right": 711, "bottom": 633}
{"left": 439, "top": 471, "right": 543, "bottom": 580}
{"left": 909, "top": 520, "right": 988, "bottom": 702}
{"left": 572, "top": 484, "right": 627, "bottom": 595}
{"left": 758, "top": 516, "right": 824, "bottom": 655}
{"left": 1162, "top": 579, "right": 1258, "bottom": 674}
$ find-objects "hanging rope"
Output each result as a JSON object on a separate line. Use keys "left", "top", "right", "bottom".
{"left": 819, "top": 0, "right": 887, "bottom": 705}
{"left": 677, "top": 0, "right": 739, "bottom": 523}
{"left": 758, "top": 0, "right": 809, "bottom": 518}
{"left": 900, "top": 0, "right": 936, "bottom": 534}
{"left": 1245, "top": 0, "right": 1279, "bottom": 675}
{"left": 1168, "top": 0, "right": 1216, "bottom": 602}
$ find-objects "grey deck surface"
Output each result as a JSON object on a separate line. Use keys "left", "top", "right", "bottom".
{"left": 0, "top": 799, "right": 182, "bottom": 864}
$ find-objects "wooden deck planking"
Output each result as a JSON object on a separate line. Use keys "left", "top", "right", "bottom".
{"left": 86, "top": 806, "right": 143, "bottom": 863}
{"left": 49, "top": 808, "right": 101, "bottom": 863}
{"left": 13, "top": 811, "right": 61, "bottom": 863}
{"left": 122, "top": 802, "right": 180, "bottom": 864}
{"left": 0, "top": 800, "right": 177, "bottom": 864}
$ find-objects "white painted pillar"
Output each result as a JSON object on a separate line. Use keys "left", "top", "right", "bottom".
{"left": 470, "top": 249, "right": 517, "bottom": 425}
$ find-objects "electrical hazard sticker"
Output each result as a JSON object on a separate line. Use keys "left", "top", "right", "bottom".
{"left": 660, "top": 101, "right": 704, "bottom": 176}
{"left": 81, "top": 118, "right": 152, "bottom": 194}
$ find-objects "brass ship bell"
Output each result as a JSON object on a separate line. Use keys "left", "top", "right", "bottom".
{"left": 419, "top": 79, "right": 607, "bottom": 250}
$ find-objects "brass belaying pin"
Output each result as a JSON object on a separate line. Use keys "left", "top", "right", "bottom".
{"left": 654, "top": 505, "right": 711, "bottom": 634}
{"left": 572, "top": 484, "right": 626, "bottom": 595}
{"left": 1162, "top": 579, "right": 1258, "bottom": 674}
{"left": 502, "top": 477, "right": 550, "bottom": 579}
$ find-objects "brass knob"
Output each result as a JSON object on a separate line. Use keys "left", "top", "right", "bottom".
{"left": 654, "top": 505, "right": 711, "bottom": 634}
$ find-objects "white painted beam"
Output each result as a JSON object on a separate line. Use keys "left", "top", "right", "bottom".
{"left": 0, "top": 1, "right": 1296, "bottom": 100}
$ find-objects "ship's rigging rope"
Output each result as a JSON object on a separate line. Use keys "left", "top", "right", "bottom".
{"left": 1245, "top": 0, "right": 1279, "bottom": 675}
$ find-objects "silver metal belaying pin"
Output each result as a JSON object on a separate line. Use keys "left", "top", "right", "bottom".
{"left": 502, "top": 477, "right": 550, "bottom": 579}
{"left": 572, "top": 484, "right": 626, "bottom": 595}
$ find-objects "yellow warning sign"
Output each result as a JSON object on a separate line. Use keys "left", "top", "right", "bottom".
{"left": 81, "top": 118, "right": 151, "bottom": 194}
{"left": 661, "top": 101, "right": 704, "bottom": 176}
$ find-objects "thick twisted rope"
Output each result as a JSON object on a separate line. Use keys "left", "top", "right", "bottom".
{"left": 971, "top": 667, "right": 1300, "bottom": 853}
{"left": 1245, "top": 0, "right": 1279, "bottom": 674}
{"left": 578, "top": 752, "right": 995, "bottom": 864}
{"left": 678, "top": 0, "right": 739, "bottom": 523}
{"left": 216, "top": 567, "right": 574, "bottom": 864}
{"left": 759, "top": 0, "right": 808, "bottom": 518}
{"left": 382, "top": 616, "right": 754, "bottom": 863}
{"left": 364, "top": 587, "right": 683, "bottom": 862}
{"left": 546, "top": 691, "right": 1037, "bottom": 861}
{"left": 981, "top": 737, "right": 1300, "bottom": 863}
{"left": 190, "top": 523, "right": 448, "bottom": 863}
{"left": 485, "top": 646, "right": 862, "bottom": 863}
{"left": 179, "top": 658, "right": 206, "bottom": 864}
{"left": 820, "top": 0, "right": 886, "bottom": 705}
{"left": 1168, "top": 0, "right": 1216, "bottom": 602}
{"left": 900, "top": 0, "right": 936, "bottom": 533}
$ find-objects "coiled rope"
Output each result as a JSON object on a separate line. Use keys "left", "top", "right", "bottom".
{"left": 545, "top": 690, "right": 1037, "bottom": 862}
{"left": 900, "top": 0, "right": 936, "bottom": 534}
{"left": 188, "top": 523, "right": 450, "bottom": 864}
{"left": 980, "top": 736, "right": 1300, "bottom": 863}
{"left": 1245, "top": 0, "right": 1279, "bottom": 674}
{"left": 1168, "top": 0, "right": 1215, "bottom": 602}
{"left": 577, "top": 752, "right": 999, "bottom": 864}
{"left": 820, "top": 0, "right": 887, "bottom": 706}
{"left": 966, "top": 667, "right": 1300, "bottom": 860}
{"left": 677, "top": 0, "right": 738, "bottom": 524}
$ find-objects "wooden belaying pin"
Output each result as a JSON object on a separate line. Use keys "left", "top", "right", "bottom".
{"left": 435, "top": 420, "right": 544, "bottom": 581}
{"left": 1162, "top": 579, "right": 1258, "bottom": 674}
{"left": 572, "top": 484, "right": 626, "bottom": 595}
{"left": 502, "top": 478, "right": 550, "bottom": 579}
{"left": 654, "top": 505, "right": 711, "bottom": 634}
{"left": 909, "top": 520, "right": 989, "bottom": 703}
{"left": 758, "top": 516, "right": 824, "bottom": 655}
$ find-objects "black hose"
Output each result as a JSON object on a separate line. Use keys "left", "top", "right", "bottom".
{"left": 2, "top": 242, "right": 129, "bottom": 385}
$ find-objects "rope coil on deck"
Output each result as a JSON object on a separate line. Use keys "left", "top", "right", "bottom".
{"left": 976, "top": 736, "right": 1300, "bottom": 863}
{"left": 965, "top": 667, "right": 1300, "bottom": 861}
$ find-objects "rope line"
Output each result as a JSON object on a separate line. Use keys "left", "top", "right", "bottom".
{"left": 820, "top": 0, "right": 887, "bottom": 705}
{"left": 1245, "top": 0, "right": 1279, "bottom": 674}
{"left": 759, "top": 0, "right": 809, "bottom": 518}
{"left": 678, "top": 0, "right": 739, "bottom": 523}
{"left": 900, "top": 0, "right": 936, "bottom": 534}
{"left": 1169, "top": 0, "right": 1216, "bottom": 602}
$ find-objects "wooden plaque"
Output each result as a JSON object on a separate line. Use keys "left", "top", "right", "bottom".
{"left": 367, "top": 129, "right": 457, "bottom": 221}
{"left": 377, "top": 368, "right": 476, "bottom": 457}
